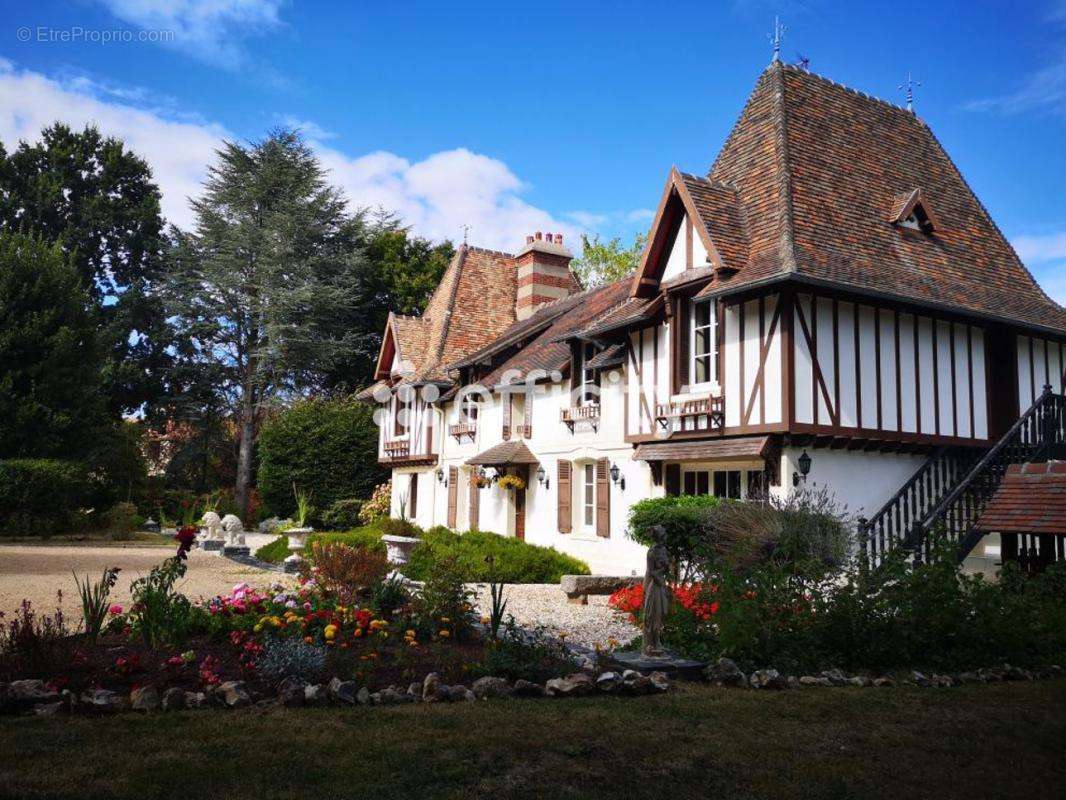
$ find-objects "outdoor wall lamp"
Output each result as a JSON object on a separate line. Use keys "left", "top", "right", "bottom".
{"left": 792, "top": 450, "right": 812, "bottom": 487}
{"left": 609, "top": 462, "right": 625, "bottom": 491}
{"left": 536, "top": 465, "right": 550, "bottom": 490}
{"left": 436, "top": 468, "right": 445, "bottom": 485}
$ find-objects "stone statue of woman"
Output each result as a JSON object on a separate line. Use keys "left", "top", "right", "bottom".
{"left": 642, "top": 524, "right": 671, "bottom": 657}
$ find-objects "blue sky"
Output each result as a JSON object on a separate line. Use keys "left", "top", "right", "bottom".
{"left": 2, "top": 0, "right": 1066, "bottom": 300}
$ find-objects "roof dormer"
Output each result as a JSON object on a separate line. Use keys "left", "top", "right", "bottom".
{"left": 890, "top": 188, "right": 939, "bottom": 234}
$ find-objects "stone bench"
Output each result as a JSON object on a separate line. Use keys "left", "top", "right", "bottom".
{"left": 560, "top": 574, "right": 641, "bottom": 605}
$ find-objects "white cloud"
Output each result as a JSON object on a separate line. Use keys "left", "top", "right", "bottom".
{"left": 565, "top": 208, "right": 654, "bottom": 237}
{"left": 0, "top": 60, "right": 578, "bottom": 251}
{"left": 277, "top": 115, "right": 337, "bottom": 141}
{"left": 1013, "top": 231, "right": 1066, "bottom": 263}
{"left": 0, "top": 60, "right": 227, "bottom": 229}
{"left": 95, "top": 0, "right": 286, "bottom": 70}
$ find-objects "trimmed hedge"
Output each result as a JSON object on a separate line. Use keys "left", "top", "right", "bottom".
{"left": 402, "top": 528, "right": 590, "bottom": 584}
{"left": 0, "top": 458, "right": 88, "bottom": 537}
{"left": 257, "top": 398, "right": 386, "bottom": 522}
{"left": 627, "top": 494, "right": 721, "bottom": 562}
{"left": 254, "top": 527, "right": 388, "bottom": 564}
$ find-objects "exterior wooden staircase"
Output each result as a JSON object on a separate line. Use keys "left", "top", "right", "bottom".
{"left": 859, "top": 386, "right": 1066, "bottom": 570}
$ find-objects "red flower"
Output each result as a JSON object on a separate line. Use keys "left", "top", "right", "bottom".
{"left": 175, "top": 525, "right": 198, "bottom": 559}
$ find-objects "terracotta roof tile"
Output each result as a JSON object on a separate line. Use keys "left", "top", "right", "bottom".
{"left": 700, "top": 63, "right": 1066, "bottom": 333}
{"left": 977, "top": 462, "right": 1066, "bottom": 534}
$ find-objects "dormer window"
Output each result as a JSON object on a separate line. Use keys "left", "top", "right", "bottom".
{"left": 574, "top": 342, "right": 601, "bottom": 405}
{"left": 890, "top": 188, "right": 939, "bottom": 234}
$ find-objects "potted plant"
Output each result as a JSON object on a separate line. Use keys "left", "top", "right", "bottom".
{"left": 285, "top": 484, "right": 314, "bottom": 573}
{"left": 380, "top": 494, "right": 420, "bottom": 567}
{"left": 497, "top": 473, "right": 526, "bottom": 492}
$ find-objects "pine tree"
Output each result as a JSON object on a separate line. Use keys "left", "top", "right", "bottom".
{"left": 163, "top": 130, "right": 368, "bottom": 517}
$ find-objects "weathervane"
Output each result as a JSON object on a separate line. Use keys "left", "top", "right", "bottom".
{"left": 769, "top": 16, "right": 786, "bottom": 63}
{"left": 795, "top": 52, "right": 810, "bottom": 71}
{"left": 899, "top": 71, "right": 921, "bottom": 113}
{"left": 460, "top": 224, "right": 471, "bottom": 245}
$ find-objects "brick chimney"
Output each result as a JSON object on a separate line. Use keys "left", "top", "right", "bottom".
{"left": 515, "top": 231, "right": 578, "bottom": 320}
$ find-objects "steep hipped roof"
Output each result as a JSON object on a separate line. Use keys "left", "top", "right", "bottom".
{"left": 636, "top": 62, "right": 1066, "bottom": 334}
{"left": 713, "top": 63, "right": 1066, "bottom": 331}
{"left": 372, "top": 244, "right": 519, "bottom": 386}
{"left": 977, "top": 462, "right": 1066, "bottom": 535}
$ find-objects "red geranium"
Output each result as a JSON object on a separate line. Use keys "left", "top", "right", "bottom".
{"left": 609, "top": 582, "right": 720, "bottom": 622}
{"left": 175, "top": 525, "right": 197, "bottom": 559}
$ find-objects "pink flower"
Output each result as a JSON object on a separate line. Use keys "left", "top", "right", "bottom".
{"left": 108, "top": 604, "right": 123, "bottom": 615}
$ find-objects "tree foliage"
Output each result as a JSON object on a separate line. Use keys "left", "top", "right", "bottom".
{"left": 571, "top": 232, "right": 646, "bottom": 288}
{"left": 163, "top": 129, "right": 370, "bottom": 515}
{"left": 257, "top": 397, "right": 386, "bottom": 520}
{"left": 0, "top": 124, "right": 171, "bottom": 415}
{"left": 0, "top": 232, "right": 108, "bottom": 458}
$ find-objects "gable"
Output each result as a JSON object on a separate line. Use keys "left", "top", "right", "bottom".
{"left": 661, "top": 212, "right": 711, "bottom": 282}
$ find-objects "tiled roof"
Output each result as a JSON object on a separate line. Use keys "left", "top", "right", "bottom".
{"left": 481, "top": 278, "right": 633, "bottom": 386}
{"left": 585, "top": 343, "right": 626, "bottom": 370}
{"left": 571, "top": 295, "right": 662, "bottom": 339}
{"left": 383, "top": 245, "right": 520, "bottom": 385}
{"left": 977, "top": 462, "right": 1066, "bottom": 535}
{"left": 465, "top": 439, "right": 540, "bottom": 466}
{"left": 692, "top": 63, "right": 1066, "bottom": 333}
{"left": 633, "top": 436, "right": 772, "bottom": 462}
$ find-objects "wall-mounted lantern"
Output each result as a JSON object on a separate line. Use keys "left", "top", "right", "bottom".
{"left": 792, "top": 450, "right": 812, "bottom": 487}
{"left": 609, "top": 462, "right": 626, "bottom": 491}
{"left": 536, "top": 465, "right": 550, "bottom": 490}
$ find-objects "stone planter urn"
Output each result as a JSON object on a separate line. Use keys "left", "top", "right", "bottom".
{"left": 284, "top": 527, "right": 313, "bottom": 574}
{"left": 381, "top": 534, "right": 419, "bottom": 566}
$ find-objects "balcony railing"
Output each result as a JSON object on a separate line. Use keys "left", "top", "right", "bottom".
{"left": 448, "top": 421, "right": 477, "bottom": 441}
{"left": 383, "top": 439, "right": 410, "bottom": 458}
{"left": 655, "top": 395, "right": 725, "bottom": 432}
{"left": 561, "top": 404, "right": 601, "bottom": 432}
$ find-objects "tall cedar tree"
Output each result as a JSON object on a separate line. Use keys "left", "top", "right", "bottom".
{"left": 0, "top": 124, "right": 170, "bottom": 416}
{"left": 0, "top": 232, "right": 108, "bottom": 458}
{"left": 164, "top": 130, "right": 368, "bottom": 517}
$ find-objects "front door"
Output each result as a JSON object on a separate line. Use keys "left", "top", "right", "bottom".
{"left": 514, "top": 485, "right": 526, "bottom": 541}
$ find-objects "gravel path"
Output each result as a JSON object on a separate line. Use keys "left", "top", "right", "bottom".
{"left": 0, "top": 545, "right": 277, "bottom": 621}
{"left": 472, "top": 583, "right": 638, "bottom": 650}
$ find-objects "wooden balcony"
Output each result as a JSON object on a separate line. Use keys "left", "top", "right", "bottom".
{"left": 448, "top": 421, "right": 477, "bottom": 442}
{"left": 655, "top": 395, "right": 725, "bottom": 432}
{"left": 561, "top": 404, "right": 601, "bottom": 432}
{"left": 380, "top": 437, "right": 437, "bottom": 467}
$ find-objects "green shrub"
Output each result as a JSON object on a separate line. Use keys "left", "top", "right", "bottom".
{"left": 0, "top": 458, "right": 88, "bottom": 537}
{"left": 627, "top": 495, "right": 720, "bottom": 579}
{"left": 105, "top": 501, "right": 140, "bottom": 540}
{"left": 254, "top": 527, "right": 387, "bottom": 564}
{"left": 257, "top": 398, "right": 386, "bottom": 521}
{"left": 402, "top": 529, "right": 590, "bottom": 583}
{"left": 376, "top": 517, "right": 423, "bottom": 539}
{"left": 320, "top": 498, "right": 364, "bottom": 531}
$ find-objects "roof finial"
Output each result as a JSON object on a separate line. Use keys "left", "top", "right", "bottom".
{"left": 460, "top": 224, "right": 471, "bottom": 245}
{"left": 795, "top": 52, "right": 810, "bottom": 71}
{"left": 899, "top": 71, "right": 921, "bottom": 113}
{"left": 769, "top": 16, "right": 786, "bottom": 64}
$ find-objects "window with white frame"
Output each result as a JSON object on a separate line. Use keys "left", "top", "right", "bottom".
{"left": 582, "top": 463, "right": 595, "bottom": 527}
{"left": 690, "top": 300, "right": 718, "bottom": 386}
{"left": 575, "top": 342, "right": 600, "bottom": 405}
{"left": 461, "top": 391, "right": 479, "bottom": 423}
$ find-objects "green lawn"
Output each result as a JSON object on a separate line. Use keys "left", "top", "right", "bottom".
{"left": 1, "top": 681, "right": 1063, "bottom": 800}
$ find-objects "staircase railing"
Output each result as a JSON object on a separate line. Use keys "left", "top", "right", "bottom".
{"left": 859, "top": 386, "right": 1066, "bottom": 570}
{"left": 858, "top": 446, "right": 983, "bottom": 570}
{"left": 924, "top": 387, "right": 1065, "bottom": 564}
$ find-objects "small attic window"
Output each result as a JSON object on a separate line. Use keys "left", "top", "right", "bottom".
{"left": 890, "top": 189, "right": 938, "bottom": 234}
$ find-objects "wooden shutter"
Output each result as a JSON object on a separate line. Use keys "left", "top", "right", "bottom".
{"left": 468, "top": 470, "right": 479, "bottom": 530}
{"left": 557, "top": 460, "right": 572, "bottom": 533}
{"left": 447, "top": 467, "right": 458, "bottom": 528}
{"left": 675, "top": 297, "right": 690, "bottom": 392}
{"left": 595, "top": 458, "right": 610, "bottom": 538}
{"left": 408, "top": 473, "right": 418, "bottom": 518}
{"left": 664, "top": 463, "right": 681, "bottom": 496}
{"left": 502, "top": 393, "right": 511, "bottom": 440}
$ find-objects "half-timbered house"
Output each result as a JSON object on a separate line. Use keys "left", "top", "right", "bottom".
{"left": 362, "top": 61, "right": 1066, "bottom": 575}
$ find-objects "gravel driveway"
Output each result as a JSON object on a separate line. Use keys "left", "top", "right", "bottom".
{"left": 0, "top": 545, "right": 275, "bottom": 622}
